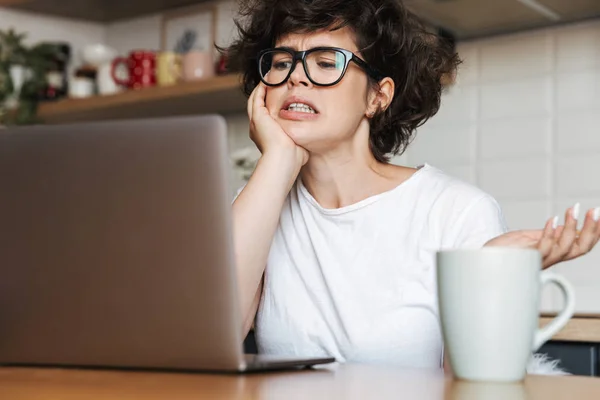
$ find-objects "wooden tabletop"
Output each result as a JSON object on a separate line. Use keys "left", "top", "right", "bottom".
{"left": 1, "top": 364, "right": 599, "bottom": 399}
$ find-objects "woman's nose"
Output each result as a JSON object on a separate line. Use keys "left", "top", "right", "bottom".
{"left": 287, "top": 60, "right": 311, "bottom": 87}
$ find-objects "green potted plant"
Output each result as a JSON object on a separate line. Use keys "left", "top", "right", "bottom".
{"left": 0, "top": 29, "right": 60, "bottom": 125}
{"left": 0, "top": 29, "right": 25, "bottom": 124}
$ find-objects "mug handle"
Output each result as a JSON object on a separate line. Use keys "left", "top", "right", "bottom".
{"left": 111, "top": 57, "right": 130, "bottom": 86}
{"left": 532, "top": 271, "right": 576, "bottom": 351}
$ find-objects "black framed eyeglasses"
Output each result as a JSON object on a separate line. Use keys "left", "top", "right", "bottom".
{"left": 257, "top": 46, "right": 384, "bottom": 87}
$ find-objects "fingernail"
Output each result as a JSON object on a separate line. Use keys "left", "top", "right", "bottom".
{"left": 594, "top": 207, "right": 600, "bottom": 222}
{"left": 552, "top": 215, "right": 559, "bottom": 229}
{"left": 573, "top": 203, "right": 580, "bottom": 220}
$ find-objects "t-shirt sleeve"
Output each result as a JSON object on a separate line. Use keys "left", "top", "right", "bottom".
{"left": 232, "top": 184, "right": 246, "bottom": 204}
{"left": 445, "top": 194, "right": 509, "bottom": 249}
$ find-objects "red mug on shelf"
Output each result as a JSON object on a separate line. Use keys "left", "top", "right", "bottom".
{"left": 111, "top": 50, "right": 157, "bottom": 90}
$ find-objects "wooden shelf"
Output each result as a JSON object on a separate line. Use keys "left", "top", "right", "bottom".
{"left": 0, "top": 0, "right": 211, "bottom": 22}
{"left": 37, "top": 74, "right": 246, "bottom": 124}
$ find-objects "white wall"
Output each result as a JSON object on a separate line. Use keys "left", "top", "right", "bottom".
{"left": 104, "top": 1, "right": 238, "bottom": 57}
{"left": 0, "top": 7, "right": 106, "bottom": 71}
{"left": 398, "top": 20, "right": 600, "bottom": 313}
{"left": 104, "top": 13, "right": 163, "bottom": 55}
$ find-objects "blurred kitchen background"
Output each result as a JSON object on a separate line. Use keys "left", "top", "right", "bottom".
{"left": 1, "top": 0, "right": 600, "bottom": 374}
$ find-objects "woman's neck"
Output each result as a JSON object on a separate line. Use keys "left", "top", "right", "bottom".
{"left": 300, "top": 143, "right": 416, "bottom": 209}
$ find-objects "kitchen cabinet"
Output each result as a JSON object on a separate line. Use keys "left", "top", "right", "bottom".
{"left": 539, "top": 341, "right": 598, "bottom": 377}
{"left": 536, "top": 315, "right": 600, "bottom": 376}
{"left": 243, "top": 330, "right": 258, "bottom": 354}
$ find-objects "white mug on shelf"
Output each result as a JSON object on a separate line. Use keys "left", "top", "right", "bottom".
{"left": 97, "top": 62, "right": 123, "bottom": 96}
{"left": 69, "top": 77, "right": 94, "bottom": 99}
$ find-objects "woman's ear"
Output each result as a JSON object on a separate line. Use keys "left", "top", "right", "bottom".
{"left": 366, "top": 77, "right": 395, "bottom": 117}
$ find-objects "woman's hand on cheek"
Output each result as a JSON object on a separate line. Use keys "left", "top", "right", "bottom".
{"left": 484, "top": 205, "right": 600, "bottom": 269}
{"left": 248, "top": 83, "right": 309, "bottom": 167}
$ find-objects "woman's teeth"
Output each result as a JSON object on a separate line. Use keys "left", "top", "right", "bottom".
{"left": 287, "top": 103, "right": 316, "bottom": 114}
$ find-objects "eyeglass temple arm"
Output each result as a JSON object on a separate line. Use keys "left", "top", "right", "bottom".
{"left": 351, "top": 55, "right": 384, "bottom": 81}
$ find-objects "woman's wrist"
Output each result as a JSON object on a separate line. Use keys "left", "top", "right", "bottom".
{"left": 261, "top": 148, "right": 304, "bottom": 172}
{"left": 255, "top": 151, "right": 303, "bottom": 191}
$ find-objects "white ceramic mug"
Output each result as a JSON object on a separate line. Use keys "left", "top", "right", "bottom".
{"left": 96, "top": 62, "right": 122, "bottom": 96}
{"left": 436, "top": 247, "right": 575, "bottom": 382}
{"left": 68, "top": 77, "right": 94, "bottom": 98}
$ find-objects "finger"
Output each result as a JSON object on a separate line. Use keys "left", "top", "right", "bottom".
{"left": 594, "top": 207, "right": 600, "bottom": 241}
{"left": 538, "top": 216, "right": 558, "bottom": 265}
{"left": 247, "top": 84, "right": 258, "bottom": 121}
{"left": 544, "top": 207, "right": 578, "bottom": 267}
{"left": 570, "top": 208, "right": 600, "bottom": 257}
{"left": 556, "top": 203, "right": 580, "bottom": 258}
{"left": 553, "top": 225, "right": 565, "bottom": 239}
{"left": 252, "top": 82, "right": 267, "bottom": 120}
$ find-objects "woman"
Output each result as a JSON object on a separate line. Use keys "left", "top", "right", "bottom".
{"left": 225, "top": 0, "right": 600, "bottom": 369}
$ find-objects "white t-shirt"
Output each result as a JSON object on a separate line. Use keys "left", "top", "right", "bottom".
{"left": 252, "top": 163, "right": 508, "bottom": 368}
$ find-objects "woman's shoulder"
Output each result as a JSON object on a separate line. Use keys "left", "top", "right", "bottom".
{"left": 396, "top": 164, "right": 504, "bottom": 231}
{"left": 409, "top": 163, "right": 496, "bottom": 206}
{"left": 415, "top": 164, "right": 507, "bottom": 246}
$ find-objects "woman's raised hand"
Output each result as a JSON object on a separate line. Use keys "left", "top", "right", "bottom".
{"left": 485, "top": 204, "right": 600, "bottom": 269}
{"left": 247, "top": 82, "right": 309, "bottom": 167}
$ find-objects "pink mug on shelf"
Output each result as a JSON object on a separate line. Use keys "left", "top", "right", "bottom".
{"left": 182, "top": 50, "right": 215, "bottom": 81}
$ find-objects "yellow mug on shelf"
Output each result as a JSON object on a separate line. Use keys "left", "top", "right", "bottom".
{"left": 157, "top": 51, "right": 182, "bottom": 86}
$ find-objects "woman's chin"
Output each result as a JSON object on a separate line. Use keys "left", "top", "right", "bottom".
{"left": 280, "top": 124, "right": 313, "bottom": 146}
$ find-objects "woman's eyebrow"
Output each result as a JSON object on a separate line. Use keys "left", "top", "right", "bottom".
{"left": 277, "top": 45, "right": 296, "bottom": 51}
{"left": 275, "top": 44, "right": 339, "bottom": 51}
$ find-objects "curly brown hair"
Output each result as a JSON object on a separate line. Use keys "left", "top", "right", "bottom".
{"left": 222, "top": 0, "right": 461, "bottom": 162}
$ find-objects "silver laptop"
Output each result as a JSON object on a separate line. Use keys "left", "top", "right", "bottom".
{"left": 0, "top": 115, "right": 334, "bottom": 372}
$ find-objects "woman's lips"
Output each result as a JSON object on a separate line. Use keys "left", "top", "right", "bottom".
{"left": 279, "top": 109, "right": 320, "bottom": 121}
